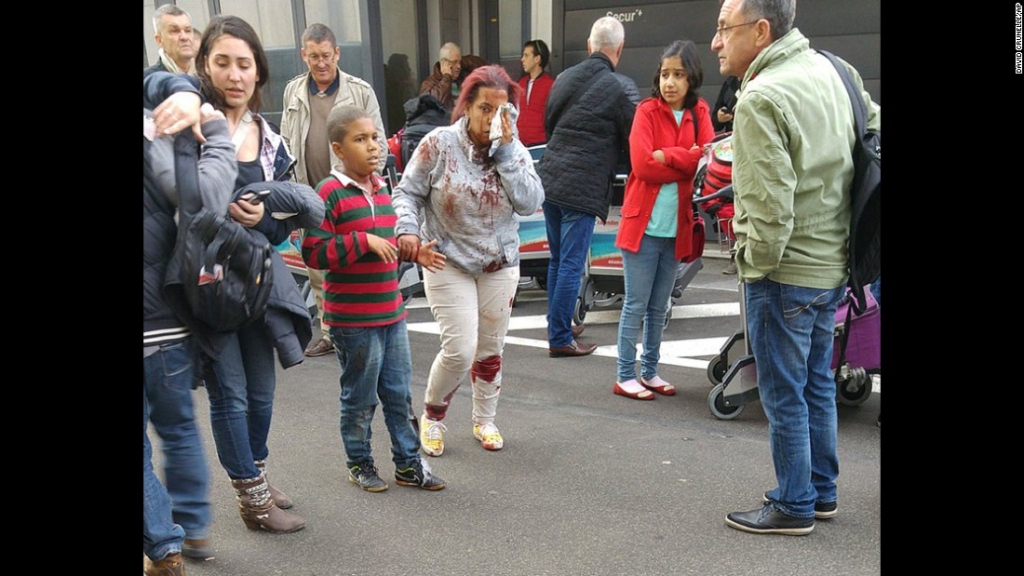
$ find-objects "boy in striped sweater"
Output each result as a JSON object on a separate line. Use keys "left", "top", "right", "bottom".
{"left": 302, "top": 105, "right": 448, "bottom": 492}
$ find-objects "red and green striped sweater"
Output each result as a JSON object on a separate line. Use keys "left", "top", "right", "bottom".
{"left": 302, "top": 172, "right": 406, "bottom": 328}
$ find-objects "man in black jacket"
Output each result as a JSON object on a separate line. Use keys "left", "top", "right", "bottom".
{"left": 536, "top": 16, "right": 635, "bottom": 358}
{"left": 143, "top": 72, "right": 236, "bottom": 574}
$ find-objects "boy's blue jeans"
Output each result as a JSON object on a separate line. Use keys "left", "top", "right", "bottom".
{"left": 330, "top": 319, "right": 420, "bottom": 470}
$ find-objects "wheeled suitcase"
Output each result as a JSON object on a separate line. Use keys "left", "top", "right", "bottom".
{"left": 832, "top": 287, "right": 880, "bottom": 406}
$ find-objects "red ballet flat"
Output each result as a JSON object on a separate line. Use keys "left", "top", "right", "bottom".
{"left": 613, "top": 381, "right": 655, "bottom": 401}
{"left": 640, "top": 375, "right": 676, "bottom": 396}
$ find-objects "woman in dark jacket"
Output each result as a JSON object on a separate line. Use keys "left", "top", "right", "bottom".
{"left": 195, "top": 14, "right": 318, "bottom": 534}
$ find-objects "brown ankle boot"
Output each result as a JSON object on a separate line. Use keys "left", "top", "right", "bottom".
{"left": 254, "top": 459, "right": 293, "bottom": 509}
{"left": 144, "top": 551, "right": 185, "bottom": 576}
{"left": 231, "top": 473, "right": 306, "bottom": 533}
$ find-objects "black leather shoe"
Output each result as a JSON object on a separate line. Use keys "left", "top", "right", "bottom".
{"left": 725, "top": 503, "right": 814, "bottom": 535}
{"left": 572, "top": 323, "right": 585, "bottom": 338}
{"left": 763, "top": 492, "right": 838, "bottom": 519}
{"left": 549, "top": 339, "right": 597, "bottom": 358}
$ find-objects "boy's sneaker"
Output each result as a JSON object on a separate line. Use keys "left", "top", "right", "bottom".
{"left": 473, "top": 422, "right": 504, "bottom": 451}
{"left": 763, "top": 491, "right": 838, "bottom": 519}
{"left": 395, "top": 460, "right": 446, "bottom": 490}
{"left": 420, "top": 415, "right": 447, "bottom": 457}
{"left": 348, "top": 463, "right": 388, "bottom": 492}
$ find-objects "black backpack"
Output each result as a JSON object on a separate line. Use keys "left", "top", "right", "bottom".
{"left": 399, "top": 94, "right": 449, "bottom": 169}
{"left": 164, "top": 129, "right": 274, "bottom": 333}
{"left": 820, "top": 50, "right": 880, "bottom": 314}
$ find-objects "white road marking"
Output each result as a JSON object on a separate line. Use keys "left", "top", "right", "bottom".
{"left": 406, "top": 301, "right": 738, "bottom": 369}
{"left": 406, "top": 295, "right": 882, "bottom": 394}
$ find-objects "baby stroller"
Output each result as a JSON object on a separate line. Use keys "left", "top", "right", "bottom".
{"left": 700, "top": 187, "right": 881, "bottom": 420}
{"left": 693, "top": 132, "right": 736, "bottom": 262}
{"left": 705, "top": 282, "right": 881, "bottom": 420}
{"left": 579, "top": 177, "right": 703, "bottom": 326}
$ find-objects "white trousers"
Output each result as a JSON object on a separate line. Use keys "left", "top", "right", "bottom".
{"left": 422, "top": 264, "right": 519, "bottom": 425}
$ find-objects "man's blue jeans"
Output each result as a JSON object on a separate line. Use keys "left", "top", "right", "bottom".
{"left": 543, "top": 201, "right": 596, "bottom": 347}
{"left": 746, "top": 278, "right": 845, "bottom": 519}
{"left": 205, "top": 322, "right": 276, "bottom": 480}
{"left": 144, "top": 340, "right": 196, "bottom": 561}
{"left": 617, "top": 234, "right": 677, "bottom": 382}
{"left": 330, "top": 319, "right": 420, "bottom": 470}
{"left": 145, "top": 338, "right": 211, "bottom": 541}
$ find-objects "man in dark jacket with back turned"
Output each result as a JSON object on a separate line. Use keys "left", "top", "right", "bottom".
{"left": 536, "top": 15, "right": 635, "bottom": 358}
{"left": 143, "top": 72, "right": 236, "bottom": 573}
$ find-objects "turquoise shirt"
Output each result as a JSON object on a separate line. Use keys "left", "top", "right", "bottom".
{"left": 644, "top": 109, "right": 684, "bottom": 238}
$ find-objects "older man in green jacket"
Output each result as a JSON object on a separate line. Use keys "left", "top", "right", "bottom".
{"left": 712, "top": 0, "right": 880, "bottom": 536}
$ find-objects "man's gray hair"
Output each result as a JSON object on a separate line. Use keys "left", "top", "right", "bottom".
{"left": 588, "top": 16, "right": 625, "bottom": 52}
{"left": 152, "top": 3, "right": 190, "bottom": 34}
{"left": 302, "top": 23, "right": 337, "bottom": 47}
{"left": 439, "top": 42, "right": 461, "bottom": 61}
{"left": 737, "top": 0, "right": 795, "bottom": 40}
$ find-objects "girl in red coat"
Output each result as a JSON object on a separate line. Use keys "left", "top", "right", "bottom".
{"left": 612, "top": 40, "right": 714, "bottom": 400}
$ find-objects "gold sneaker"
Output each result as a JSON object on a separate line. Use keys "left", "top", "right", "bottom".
{"left": 420, "top": 415, "right": 447, "bottom": 457}
{"left": 473, "top": 422, "right": 504, "bottom": 451}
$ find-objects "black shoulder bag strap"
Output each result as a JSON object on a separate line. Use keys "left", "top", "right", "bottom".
{"left": 817, "top": 50, "right": 868, "bottom": 143}
{"left": 818, "top": 49, "right": 867, "bottom": 371}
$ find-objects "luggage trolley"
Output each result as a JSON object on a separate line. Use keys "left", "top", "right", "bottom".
{"left": 701, "top": 184, "right": 881, "bottom": 419}
{"left": 581, "top": 178, "right": 703, "bottom": 326}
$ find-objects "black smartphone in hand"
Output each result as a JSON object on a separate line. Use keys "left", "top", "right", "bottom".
{"left": 242, "top": 190, "right": 271, "bottom": 205}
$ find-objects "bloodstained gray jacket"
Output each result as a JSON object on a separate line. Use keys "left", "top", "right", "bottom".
{"left": 392, "top": 117, "right": 544, "bottom": 275}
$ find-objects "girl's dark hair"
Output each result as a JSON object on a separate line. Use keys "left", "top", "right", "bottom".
{"left": 650, "top": 40, "right": 703, "bottom": 110}
{"left": 452, "top": 65, "right": 521, "bottom": 123}
{"left": 523, "top": 39, "right": 550, "bottom": 69}
{"left": 196, "top": 15, "right": 270, "bottom": 114}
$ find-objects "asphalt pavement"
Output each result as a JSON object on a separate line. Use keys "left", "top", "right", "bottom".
{"left": 149, "top": 251, "right": 882, "bottom": 576}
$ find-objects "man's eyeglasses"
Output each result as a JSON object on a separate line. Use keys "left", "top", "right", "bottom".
{"left": 714, "top": 20, "right": 759, "bottom": 38}
{"left": 306, "top": 53, "right": 336, "bottom": 64}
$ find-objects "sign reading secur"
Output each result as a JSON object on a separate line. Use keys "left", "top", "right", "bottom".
{"left": 606, "top": 8, "right": 643, "bottom": 23}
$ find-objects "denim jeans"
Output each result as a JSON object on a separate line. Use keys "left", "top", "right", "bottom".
{"left": 543, "top": 201, "right": 596, "bottom": 347}
{"left": 330, "top": 319, "right": 420, "bottom": 470}
{"left": 205, "top": 321, "right": 276, "bottom": 480}
{"left": 746, "top": 278, "right": 845, "bottom": 518}
{"left": 145, "top": 338, "right": 211, "bottom": 540}
{"left": 617, "top": 234, "right": 678, "bottom": 382}
{"left": 144, "top": 340, "right": 194, "bottom": 561}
